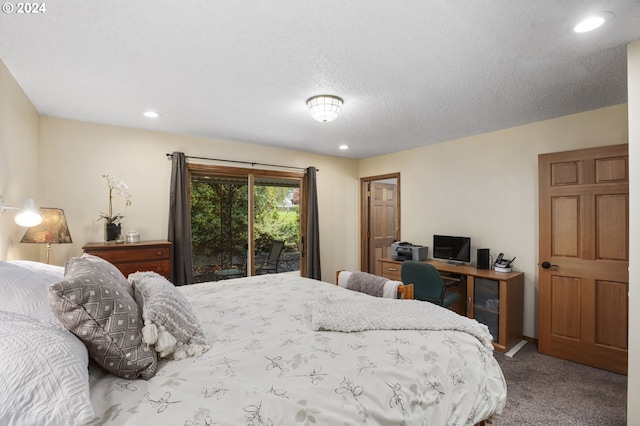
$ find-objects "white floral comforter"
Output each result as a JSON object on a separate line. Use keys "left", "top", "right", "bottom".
{"left": 87, "top": 274, "right": 506, "bottom": 425}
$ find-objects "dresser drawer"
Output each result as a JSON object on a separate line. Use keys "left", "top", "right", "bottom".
{"left": 83, "top": 241, "right": 172, "bottom": 281}
{"left": 380, "top": 260, "right": 402, "bottom": 281}
{"left": 116, "top": 260, "right": 171, "bottom": 278}
{"left": 90, "top": 246, "right": 170, "bottom": 263}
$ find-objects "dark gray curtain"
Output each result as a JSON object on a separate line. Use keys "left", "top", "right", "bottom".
{"left": 168, "top": 152, "right": 194, "bottom": 285}
{"left": 305, "top": 166, "right": 321, "bottom": 280}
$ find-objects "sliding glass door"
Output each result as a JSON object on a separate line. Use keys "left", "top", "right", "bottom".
{"left": 188, "top": 164, "right": 303, "bottom": 282}
{"left": 254, "top": 177, "right": 301, "bottom": 275}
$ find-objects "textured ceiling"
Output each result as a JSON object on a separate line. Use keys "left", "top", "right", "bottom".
{"left": 1, "top": 1, "right": 639, "bottom": 159}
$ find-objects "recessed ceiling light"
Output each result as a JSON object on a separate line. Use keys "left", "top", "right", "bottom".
{"left": 574, "top": 12, "right": 613, "bottom": 33}
{"left": 143, "top": 111, "right": 159, "bottom": 118}
{"left": 339, "top": 145, "right": 349, "bottom": 150}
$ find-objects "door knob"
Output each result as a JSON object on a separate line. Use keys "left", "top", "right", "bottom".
{"left": 541, "top": 261, "right": 558, "bottom": 269}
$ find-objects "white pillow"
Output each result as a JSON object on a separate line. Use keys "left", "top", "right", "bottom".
{"left": 129, "top": 271, "right": 209, "bottom": 360}
{"left": 0, "top": 310, "right": 94, "bottom": 426}
{"left": 0, "top": 261, "right": 64, "bottom": 323}
{"left": 8, "top": 260, "right": 65, "bottom": 277}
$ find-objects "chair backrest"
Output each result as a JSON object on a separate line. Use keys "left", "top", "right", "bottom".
{"left": 266, "top": 240, "right": 285, "bottom": 263}
{"left": 400, "top": 261, "right": 445, "bottom": 303}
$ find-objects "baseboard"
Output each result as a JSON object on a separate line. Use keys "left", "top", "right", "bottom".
{"left": 505, "top": 340, "right": 528, "bottom": 358}
{"left": 501, "top": 336, "right": 538, "bottom": 358}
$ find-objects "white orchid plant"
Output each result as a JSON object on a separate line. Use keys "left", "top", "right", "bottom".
{"left": 98, "top": 174, "right": 132, "bottom": 224}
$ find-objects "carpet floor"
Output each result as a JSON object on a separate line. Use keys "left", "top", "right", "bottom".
{"left": 493, "top": 342, "right": 627, "bottom": 425}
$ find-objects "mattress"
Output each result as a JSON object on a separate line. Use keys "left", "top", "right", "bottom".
{"left": 87, "top": 273, "right": 506, "bottom": 425}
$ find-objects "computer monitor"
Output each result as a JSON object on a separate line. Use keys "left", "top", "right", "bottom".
{"left": 433, "top": 235, "right": 471, "bottom": 264}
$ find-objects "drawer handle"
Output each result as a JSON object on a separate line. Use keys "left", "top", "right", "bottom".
{"left": 156, "top": 251, "right": 163, "bottom": 256}
{"left": 387, "top": 267, "right": 398, "bottom": 271}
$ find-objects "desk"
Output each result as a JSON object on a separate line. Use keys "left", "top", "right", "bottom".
{"left": 378, "top": 258, "right": 524, "bottom": 353}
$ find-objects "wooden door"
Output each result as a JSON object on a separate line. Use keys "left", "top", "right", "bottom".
{"left": 368, "top": 182, "right": 398, "bottom": 275}
{"left": 538, "top": 144, "right": 629, "bottom": 374}
{"left": 360, "top": 173, "right": 401, "bottom": 275}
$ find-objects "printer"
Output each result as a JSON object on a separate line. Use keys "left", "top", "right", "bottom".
{"left": 391, "top": 242, "right": 428, "bottom": 261}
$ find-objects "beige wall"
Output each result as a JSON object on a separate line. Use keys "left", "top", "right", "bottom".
{"left": 0, "top": 58, "right": 360, "bottom": 277}
{"left": 359, "top": 104, "right": 629, "bottom": 339}
{"left": 2, "top": 52, "right": 638, "bottom": 423}
{"left": 627, "top": 40, "right": 639, "bottom": 426}
{"left": 0, "top": 59, "right": 41, "bottom": 260}
{"left": 37, "top": 117, "right": 361, "bottom": 276}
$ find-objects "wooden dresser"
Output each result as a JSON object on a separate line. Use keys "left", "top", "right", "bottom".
{"left": 82, "top": 241, "right": 172, "bottom": 281}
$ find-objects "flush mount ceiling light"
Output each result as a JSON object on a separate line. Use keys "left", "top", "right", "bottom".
{"left": 143, "top": 111, "right": 159, "bottom": 118}
{"left": 306, "top": 95, "right": 344, "bottom": 123}
{"left": 574, "top": 12, "right": 614, "bottom": 33}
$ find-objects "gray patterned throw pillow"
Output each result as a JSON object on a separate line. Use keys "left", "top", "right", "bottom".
{"left": 80, "top": 253, "right": 134, "bottom": 298}
{"left": 48, "top": 257, "right": 157, "bottom": 380}
{"left": 129, "top": 271, "right": 209, "bottom": 360}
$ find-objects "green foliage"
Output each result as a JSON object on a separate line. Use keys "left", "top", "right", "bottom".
{"left": 191, "top": 181, "right": 248, "bottom": 267}
{"left": 255, "top": 206, "right": 300, "bottom": 252}
{"left": 191, "top": 181, "right": 300, "bottom": 269}
{"left": 254, "top": 186, "right": 300, "bottom": 252}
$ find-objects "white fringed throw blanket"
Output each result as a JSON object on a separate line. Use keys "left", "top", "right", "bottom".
{"left": 310, "top": 296, "right": 494, "bottom": 351}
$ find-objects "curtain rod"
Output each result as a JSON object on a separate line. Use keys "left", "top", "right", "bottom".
{"left": 165, "top": 153, "right": 318, "bottom": 172}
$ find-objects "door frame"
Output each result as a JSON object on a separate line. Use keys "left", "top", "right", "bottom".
{"left": 187, "top": 163, "right": 306, "bottom": 277}
{"left": 360, "top": 172, "right": 401, "bottom": 272}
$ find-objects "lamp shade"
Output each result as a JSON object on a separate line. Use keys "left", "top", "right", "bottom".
{"left": 21, "top": 208, "right": 72, "bottom": 245}
{"left": 306, "top": 95, "right": 343, "bottom": 123}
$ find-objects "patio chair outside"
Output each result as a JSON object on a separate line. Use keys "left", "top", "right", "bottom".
{"left": 255, "top": 240, "right": 285, "bottom": 274}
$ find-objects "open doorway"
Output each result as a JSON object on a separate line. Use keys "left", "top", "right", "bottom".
{"left": 360, "top": 173, "right": 400, "bottom": 275}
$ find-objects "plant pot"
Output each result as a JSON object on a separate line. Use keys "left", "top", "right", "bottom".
{"left": 105, "top": 223, "right": 122, "bottom": 244}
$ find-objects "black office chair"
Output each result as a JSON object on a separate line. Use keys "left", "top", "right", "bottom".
{"left": 400, "top": 261, "right": 461, "bottom": 308}
{"left": 255, "top": 240, "right": 285, "bottom": 274}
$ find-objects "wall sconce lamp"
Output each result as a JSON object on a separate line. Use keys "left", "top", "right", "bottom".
{"left": 21, "top": 208, "right": 72, "bottom": 264}
{"left": 0, "top": 197, "right": 43, "bottom": 227}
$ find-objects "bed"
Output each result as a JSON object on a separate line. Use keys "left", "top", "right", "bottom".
{"left": 0, "top": 258, "right": 506, "bottom": 426}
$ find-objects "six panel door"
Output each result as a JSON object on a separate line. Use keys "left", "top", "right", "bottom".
{"left": 538, "top": 144, "right": 629, "bottom": 374}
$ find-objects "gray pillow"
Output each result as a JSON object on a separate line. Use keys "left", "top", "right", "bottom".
{"left": 129, "top": 271, "right": 209, "bottom": 360}
{"left": 48, "top": 257, "right": 157, "bottom": 379}
{"left": 80, "top": 253, "right": 134, "bottom": 298}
